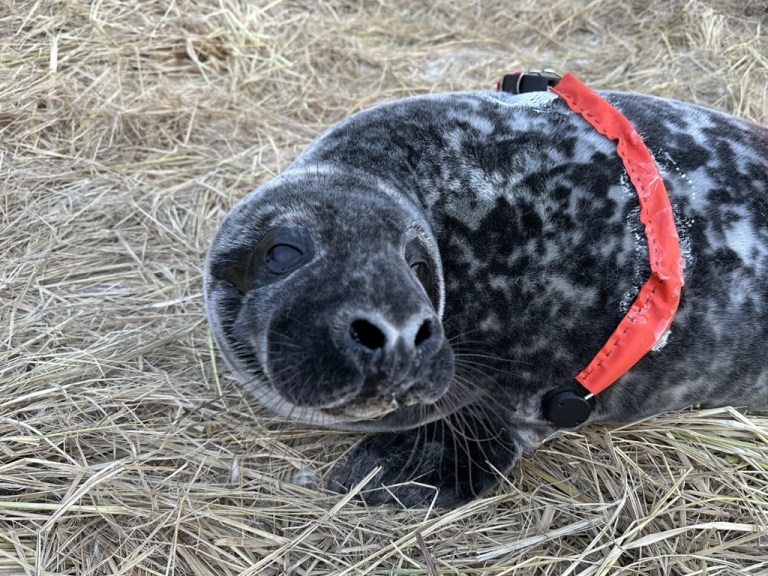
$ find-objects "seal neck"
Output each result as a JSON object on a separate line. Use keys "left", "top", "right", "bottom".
{"left": 499, "top": 72, "right": 685, "bottom": 428}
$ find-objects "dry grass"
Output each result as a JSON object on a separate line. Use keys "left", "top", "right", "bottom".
{"left": 1, "top": 0, "right": 767, "bottom": 574}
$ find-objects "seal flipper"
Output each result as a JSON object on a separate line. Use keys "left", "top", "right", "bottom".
{"left": 328, "top": 410, "right": 531, "bottom": 507}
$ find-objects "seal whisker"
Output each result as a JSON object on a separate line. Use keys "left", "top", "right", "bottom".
{"left": 453, "top": 351, "right": 534, "bottom": 367}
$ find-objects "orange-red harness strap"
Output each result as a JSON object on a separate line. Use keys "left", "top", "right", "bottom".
{"left": 550, "top": 73, "right": 686, "bottom": 395}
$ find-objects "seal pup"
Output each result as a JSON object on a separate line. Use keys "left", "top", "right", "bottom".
{"left": 204, "top": 78, "right": 768, "bottom": 507}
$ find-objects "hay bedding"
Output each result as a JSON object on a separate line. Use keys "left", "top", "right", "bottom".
{"left": 1, "top": 0, "right": 767, "bottom": 574}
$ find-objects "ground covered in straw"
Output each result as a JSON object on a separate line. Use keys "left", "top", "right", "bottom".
{"left": 1, "top": 1, "right": 767, "bottom": 574}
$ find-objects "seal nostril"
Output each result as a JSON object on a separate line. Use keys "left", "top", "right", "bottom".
{"left": 414, "top": 319, "right": 433, "bottom": 348}
{"left": 350, "top": 319, "right": 386, "bottom": 351}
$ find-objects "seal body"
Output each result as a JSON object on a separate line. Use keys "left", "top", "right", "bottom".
{"left": 205, "top": 87, "right": 768, "bottom": 506}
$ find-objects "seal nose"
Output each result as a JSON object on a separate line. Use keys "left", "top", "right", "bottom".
{"left": 348, "top": 314, "right": 437, "bottom": 355}
{"left": 348, "top": 318, "right": 388, "bottom": 352}
{"left": 334, "top": 308, "right": 453, "bottom": 405}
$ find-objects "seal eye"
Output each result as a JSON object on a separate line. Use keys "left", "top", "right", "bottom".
{"left": 266, "top": 243, "right": 304, "bottom": 274}
{"left": 214, "top": 226, "right": 313, "bottom": 293}
{"left": 410, "top": 260, "right": 430, "bottom": 287}
{"left": 405, "top": 237, "right": 437, "bottom": 305}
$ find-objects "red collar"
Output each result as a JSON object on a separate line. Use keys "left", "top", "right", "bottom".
{"left": 499, "top": 72, "right": 685, "bottom": 424}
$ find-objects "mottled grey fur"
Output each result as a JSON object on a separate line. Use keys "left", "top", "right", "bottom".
{"left": 204, "top": 88, "right": 768, "bottom": 507}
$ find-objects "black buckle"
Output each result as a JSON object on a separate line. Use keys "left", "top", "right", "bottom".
{"left": 499, "top": 70, "right": 561, "bottom": 94}
{"left": 542, "top": 383, "right": 594, "bottom": 428}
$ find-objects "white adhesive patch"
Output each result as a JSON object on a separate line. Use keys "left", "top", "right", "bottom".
{"left": 484, "top": 90, "right": 559, "bottom": 109}
{"left": 652, "top": 329, "right": 671, "bottom": 352}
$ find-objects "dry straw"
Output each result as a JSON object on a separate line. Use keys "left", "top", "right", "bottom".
{"left": 1, "top": 0, "right": 767, "bottom": 574}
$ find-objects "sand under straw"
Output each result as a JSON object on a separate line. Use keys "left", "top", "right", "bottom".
{"left": 1, "top": 0, "right": 767, "bottom": 574}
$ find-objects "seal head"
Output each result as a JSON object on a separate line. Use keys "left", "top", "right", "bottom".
{"left": 204, "top": 166, "right": 455, "bottom": 431}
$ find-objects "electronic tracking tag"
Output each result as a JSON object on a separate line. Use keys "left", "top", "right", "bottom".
{"left": 498, "top": 70, "right": 561, "bottom": 94}
{"left": 542, "top": 386, "right": 594, "bottom": 428}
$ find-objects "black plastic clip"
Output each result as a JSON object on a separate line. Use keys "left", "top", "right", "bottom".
{"left": 499, "top": 70, "right": 562, "bottom": 94}
{"left": 542, "top": 383, "right": 595, "bottom": 428}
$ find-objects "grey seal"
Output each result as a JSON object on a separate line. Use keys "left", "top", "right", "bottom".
{"left": 204, "top": 83, "right": 768, "bottom": 507}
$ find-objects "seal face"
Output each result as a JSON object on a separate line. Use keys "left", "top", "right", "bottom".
{"left": 205, "top": 88, "right": 768, "bottom": 507}
{"left": 205, "top": 169, "right": 456, "bottom": 431}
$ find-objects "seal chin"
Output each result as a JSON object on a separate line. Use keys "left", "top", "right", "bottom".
{"left": 321, "top": 385, "right": 427, "bottom": 420}
{"left": 325, "top": 397, "right": 400, "bottom": 420}
{"left": 231, "top": 365, "right": 458, "bottom": 431}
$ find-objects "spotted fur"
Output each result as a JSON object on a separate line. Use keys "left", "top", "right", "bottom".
{"left": 205, "top": 88, "right": 768, "bottom": 507}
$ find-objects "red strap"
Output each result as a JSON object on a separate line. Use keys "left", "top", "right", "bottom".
{"left": 551, "top": 74, "right": 685, "bottom": 395}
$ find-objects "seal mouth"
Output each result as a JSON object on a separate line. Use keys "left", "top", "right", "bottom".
{"left": 320, "top": 378, "right": 425, "bottom": 420}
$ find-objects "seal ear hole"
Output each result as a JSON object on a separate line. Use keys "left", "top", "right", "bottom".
{"left": 350, "top": 319, "right": 387, "bottom": 351}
